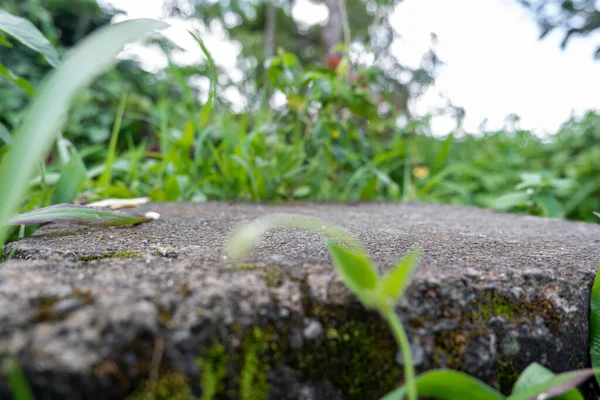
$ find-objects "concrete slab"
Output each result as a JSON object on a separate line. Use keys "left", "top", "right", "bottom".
{"left": 1, "top": 202, "right": 600, "bottom": 399}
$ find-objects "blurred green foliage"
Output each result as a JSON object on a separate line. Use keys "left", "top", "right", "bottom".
{"left": 0, "top": 0, "right": 599, "bottom": 248}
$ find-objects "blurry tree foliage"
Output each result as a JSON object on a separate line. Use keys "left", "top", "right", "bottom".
{"left": 518, "top": 0, "right": 600, "bottom": 58}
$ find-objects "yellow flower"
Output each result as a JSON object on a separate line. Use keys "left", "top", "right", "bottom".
{"left": 332, "top": 129, "right": 341, "bottom": 139}
{"left": 412, "top": 166, "right": 429, "bottom": 179}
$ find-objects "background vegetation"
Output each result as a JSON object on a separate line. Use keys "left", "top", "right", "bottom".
{"left": 0, "top": 0, "right": 599, "bottom": 246}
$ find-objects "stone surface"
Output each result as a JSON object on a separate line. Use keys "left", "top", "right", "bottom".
{"left": 1, "top": 202, "right": 600, "bottom": 399}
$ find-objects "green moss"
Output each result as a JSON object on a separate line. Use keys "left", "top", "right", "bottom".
{"left": 235, "top": 264, "right": 285, "bottom": 288}
{"left": 126, "top": 372, "right": 196, "bottom": 400}
{"left": 291, "top": 305, "right": 401, "bottom": 399}
{"left": 239, "top": 328, "right": 270, "bottom": 400}
{"left": 470, "top": 292, "right": 563, "bottom": 332}
{"left": 78, "top": 249, "right": 140, "bottom": 262}
{"left": 197, "top": 343, "right": 228, "bottom": 400}
{"left": 236, "top": 264, "right": 266, "bottom": 271}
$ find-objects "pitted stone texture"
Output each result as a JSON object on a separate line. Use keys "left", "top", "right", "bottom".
{"left": 1, "top": 202, "right": 599, "bottom": 399}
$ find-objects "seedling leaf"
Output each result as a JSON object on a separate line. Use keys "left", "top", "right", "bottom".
{"left": 327, "top": 241, "right": 379, "bottom": 300}
{"left": 0, "top": 9, "right": 59, "bottom": 67}
{"left": 7, "top": 204, "right": 153, "bottom": 227}
{"left": 226, "top": 214, "right": 363, "bottom": 261}
{"left": 379, "top": 369, "right": 505, "bottom": 400}
{"left": 512, "top": 363, "right": 583, "bottom": 400}
{"left": 506, "top": 368, "right": 598, "bottom": 400}
{"left": 378, "top": 250, "right": 420, "bottom": 303}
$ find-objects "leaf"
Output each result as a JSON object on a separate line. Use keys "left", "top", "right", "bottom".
{"left": 378, "top": 250, "right": 421, "bottom": 303}
{"left": 512, "top": 363, "right": 583, "bottom": 400}
{"left": 490, "top": 192, "right": 530, "bottom": 210}
{"left": 590, "top": 268, "right": 600, "bottom": 387}
{"left": 164, "top": 175, "right": 181, "bottom": 201}
{"left": 293, "top": 185, "right": 311, "bottom": 198}
{"left": 506, "top": 369, "right": 598, "bottom": 400}
{"left": 594, "top": 212, "right": 599, "bottom": 219}
{"left": 50, "top": 152, "right": 87, "bottom": 204}
{"left": 516, "top": 173, "right": 543, "bottom": 190}
{"left": 0, "top": 18, "right": 169, "bottom": 247}
{"left": 1, "top": 356, "right": 34, "bottom": 400}
{"left": 0, "top": 9, "right": 59, "bottom": 67}
{"left": 327, "top": 241, "right": 379, "bottom": 301}
{"left": 534, "top": 191, "right": 563, "bottom": 218}
{"left": 0, "top": 64, "right": 34, "bottom": 95}
{"left": 379, "top": 369, "right": 505, "bottom": 400}
{"left": 6, "top": 204, "right": 153, "bottom": 227}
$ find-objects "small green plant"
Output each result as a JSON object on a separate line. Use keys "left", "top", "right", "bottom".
{"left": 491, "top": 172, "right": 574, "bottom": 218}
{"left": 228, "top": 214, "right": 599, "bottom": 400}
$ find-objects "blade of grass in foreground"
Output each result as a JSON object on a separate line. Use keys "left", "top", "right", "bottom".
{"left": 0, "top": 18, "right": 169, "bottom": 247}
{"left": 7, "top": 204, "right": 156, "bottom": 227}
{"left": 1, "top": 356, "right": 35, "bottom": 400}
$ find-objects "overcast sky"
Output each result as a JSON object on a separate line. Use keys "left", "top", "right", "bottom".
{"left": 102, "top": 0, "right": 600, "bottom": 136}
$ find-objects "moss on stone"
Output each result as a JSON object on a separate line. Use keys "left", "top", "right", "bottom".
{"left": 78, "top": 249, "right": 140, "bottom": 262}
{"left": 290, "top": 304, "right": 402, "bottom": 399}
{"left": 197, "top": 343, "right": 228, "bottom": 400}
{"left": 470, "top": 292, "right": 564, "bottom": 332}
{"left": 126, "top": 372, "right": 196, "bottom": 400}
{"left": 239, "top": 328, "right": 270, "bottom": 400}
{"left": 235, "top": 264, "right": 286, "bottom": 288}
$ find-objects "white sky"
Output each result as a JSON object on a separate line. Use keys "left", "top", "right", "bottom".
{"left": 101, "top": 0, "right": 599, "bottom": 136}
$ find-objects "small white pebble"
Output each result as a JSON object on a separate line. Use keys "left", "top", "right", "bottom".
{"left": 145, "top": 211, "right": 160, "bottom": 220}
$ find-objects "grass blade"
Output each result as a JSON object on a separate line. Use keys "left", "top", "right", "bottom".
{"left": 97, "top": 90, "right": 128, "bottom": 188}
{"left": 50, "top": 152, "right": 87, "bottom": 204}
{"left": 1, "top": 356, "right": 35, "bottom": 400}
{"left": 187, "top": 30, "right": 216, "bottom": 128}
{"left": 0, "top": 18, "right": 169, "bottom": 247}
{"left": 7, "top": 204, "right": 154, "bottom": 227}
